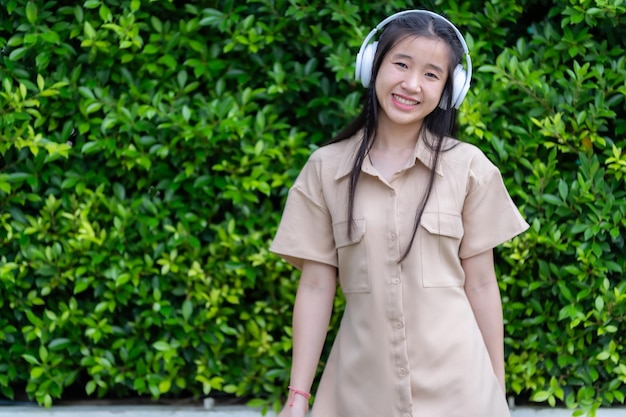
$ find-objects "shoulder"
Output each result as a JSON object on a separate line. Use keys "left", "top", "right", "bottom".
{"left": 309, "top": 134, "right": 360, "bottom": 163}
{"left": 441, "top": 138, "right": 499, "bottom": 176}
{"left": 294, "top": 133, "right": 361, "bottom": 187}
{"left": 304, "top": 133, "right": 361, "bottom": 177}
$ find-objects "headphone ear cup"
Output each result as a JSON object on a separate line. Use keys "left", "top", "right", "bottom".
{"left": 356, "top": 41, "right": 378, "bottom": 88}
{"left": 451, "top": 64, "right": 469, "bottom": 109}
{"left": 439, "top": 64, "right": 469, "bottom": 110}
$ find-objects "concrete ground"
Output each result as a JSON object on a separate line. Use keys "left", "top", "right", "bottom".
{"left": 1, "top": 404, "right": 625, "bottom": 417}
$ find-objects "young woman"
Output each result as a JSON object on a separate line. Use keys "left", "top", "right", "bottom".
{"left": 271, "top": 10, "right": 529, "bottom": 417}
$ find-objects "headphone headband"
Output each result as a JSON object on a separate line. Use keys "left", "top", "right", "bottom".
{"left": 355, "top": 10, "right": 472, "bottom": 109}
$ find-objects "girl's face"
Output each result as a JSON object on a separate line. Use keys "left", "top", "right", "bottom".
{"left": 374, "top": 35, "right": 450, "bottom": 132}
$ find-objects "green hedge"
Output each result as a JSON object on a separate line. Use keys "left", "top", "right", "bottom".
{"left": 0, "top": 0, "right": 624, "bottom": 415}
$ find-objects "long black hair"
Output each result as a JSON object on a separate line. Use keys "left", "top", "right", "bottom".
{"left": 326, "top": 12, "right": 465, "bottom": 261}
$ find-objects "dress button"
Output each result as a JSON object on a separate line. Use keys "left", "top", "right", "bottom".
{"left": 394, "top": 321, "right": 404, "bottom": 329}
{"left": 392, "top": 277, "right": 401, "bottom": 284}
{"left": 388, "top": 190, "right": 395, "bottom": 197}
{"left": 390, "top": 233, "right": 397, "bottom": 240}
{"left": 398, "top": 368, "right": 407, "bottom": 376}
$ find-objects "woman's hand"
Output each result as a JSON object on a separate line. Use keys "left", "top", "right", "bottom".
{"left": 277, "top": 395, "right": 309, "bottom": 417}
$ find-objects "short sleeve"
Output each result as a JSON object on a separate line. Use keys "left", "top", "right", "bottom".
{"left": 270, "top": 158, "right": 337, "bottom": 270}
{"left": 459, "top": 164, "right": 529, "bottom": 259}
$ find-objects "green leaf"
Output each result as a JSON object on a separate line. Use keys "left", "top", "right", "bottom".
{"left": 6, "top": 0, "right": 17, "bottom": 14}
{"left": 247, "top": 398, "right": 267, "bottom": 408}
{"left": 595, "top": 296, "right": 604, "bottom": 312}
{"left": 22, "top": 354, "right": 40, "bottom": 365}
{"left": 26, "top": 1, "right": 37, "bottom": 24}
{"left": 0, "top": 181, "right": 11, "bottom": 194}
{"left": 84, "top": 0, "right": 100, "bottom": 9}
{"left": 39, "top": 31, "right": 60, "bottom": 44}
{"left": 7, "top": 35, "right": 24, "bottom": 47}
{"left": 48, "top": 338, "right": 71, "bottom": 351}
{"left": 81, "top": 141, "right": 101, "bottom": 154}
{"left": 9, "top": 47, "right": 29, "bottom": 61}
{"left": 542, "top": 194, "right": 562, "bottom": 205}
{"left": 37, "top": 74, "right": 44, "bottom": 91}
{"left": 74, "top": 5, "right": 84, "bottom": 22}
{"left": 151, "top": 16, "right": 163, "bottom": 33}
{"left": 158, "top": 379, "right": 171, "bottom": 393}
{"left": 182, "top": 105, "right": 191, "bottom": 121}
{"left": 153, "top": 341, "right": 170, "bottom": 352}
{"left": 8, "top": 172, "right": 33, "bottom": 182}
{"left": 143, "top": 44, "right": 159, "bottom": 54}
{"left": 99, "top": 4, "right": 113, "bottom": 22}
{"left": 182, "top": 299, "right": 193, "bottom": 321}
{"left": 30, "top": 366, "right": 45, "bottom": 379}
{"left": 84, "top": 21, "right": 96, "bottom": 39}
{"left": 532, "top": 391, "right": 551, "bottom": 402}
{"left": 39, "top": 346, "right": 48, "bottom": 362}
{"left": 85, "top": 381, "right": 97, "bottom": 396}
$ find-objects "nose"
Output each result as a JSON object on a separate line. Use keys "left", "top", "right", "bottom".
{"left": 402, "top": 71, "right": 422, "bottom": 92}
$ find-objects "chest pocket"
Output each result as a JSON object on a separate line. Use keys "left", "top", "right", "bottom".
{"left": 332, "top": 219, "right": 370, "bottom": 294}
{"left": 419, "top": 212, "right": 465, "bottom": 287}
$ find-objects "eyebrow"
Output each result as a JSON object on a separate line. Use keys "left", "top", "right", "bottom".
{"left": 391, "top": 53, "right": 445, "bottom": 74}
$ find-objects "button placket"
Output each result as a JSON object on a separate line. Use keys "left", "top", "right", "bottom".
{"left": 384, "top": 184, "right": 413, "bottom": 414}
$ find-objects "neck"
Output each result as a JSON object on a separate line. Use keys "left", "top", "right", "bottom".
{"left": 374, "top": 117, "right": 423, "bottom": 151}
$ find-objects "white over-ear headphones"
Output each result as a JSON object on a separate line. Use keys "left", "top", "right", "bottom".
{"left": 355, "top": 10, "right": 472, "bottom": 109}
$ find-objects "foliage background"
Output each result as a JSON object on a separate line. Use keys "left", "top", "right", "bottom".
{"left": 0, "top": 0, "right": 625, "bottom": 415}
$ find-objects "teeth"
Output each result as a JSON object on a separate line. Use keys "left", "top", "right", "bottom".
{"left": 394, "top": 94, "right": 418, "bottom": 105}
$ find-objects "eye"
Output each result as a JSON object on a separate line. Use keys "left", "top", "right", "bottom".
{"left": 394, "top": 62, "right": 408, "bottom": 69}
{"left": 425, "top": 72, "right": 439, "bottom": 79}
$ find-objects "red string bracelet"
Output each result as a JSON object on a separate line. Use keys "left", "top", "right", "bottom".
{"left": 288, "top": 386, "right": 311, "bottom": 406}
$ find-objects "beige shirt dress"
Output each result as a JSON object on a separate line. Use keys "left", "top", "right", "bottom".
{"left": 270, "top": 132, "right": 530, "bottom": 417}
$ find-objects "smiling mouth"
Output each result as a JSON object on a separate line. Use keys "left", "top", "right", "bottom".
{"left": 393, "top": 94, "right": 419, "bottom": 106}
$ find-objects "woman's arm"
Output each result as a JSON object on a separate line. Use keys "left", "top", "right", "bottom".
{"left": 462, "top": 249, "right": 506, "bottom": 394}
{"left": 279, "top": 260, "right": 337, "bottom": 417}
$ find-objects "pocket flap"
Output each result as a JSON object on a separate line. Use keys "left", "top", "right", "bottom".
{"left": 333, "top": 218, "right": 366, "bottom": 248}
{"left": 420, "top": 212, "right": 463, "bottom": 239}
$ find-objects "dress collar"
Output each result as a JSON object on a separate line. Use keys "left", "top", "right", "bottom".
{"left": 334, "top": 130, "right": 445, "bottom": 180}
